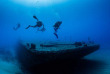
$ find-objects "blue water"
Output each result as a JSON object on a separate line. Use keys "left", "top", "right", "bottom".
{"left": 0, "top": 0, "right": 110, "bottom": 74}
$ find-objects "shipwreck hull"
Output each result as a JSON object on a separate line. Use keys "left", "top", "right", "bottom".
{"left": 16, "top": 42, "right": 100, "bottom": 72}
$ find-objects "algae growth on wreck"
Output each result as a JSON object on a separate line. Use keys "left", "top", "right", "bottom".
{"left": 0, "top": 0, "right": 110, "bottom": 74}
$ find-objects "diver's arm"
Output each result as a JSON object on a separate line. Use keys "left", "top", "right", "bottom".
{"left": 25, "top": 25, "right": 36, "bottom": 29}
{"left": 33, "top": 25, "right": 38, "bottom": 27}
{"left": 25, "top": 25, "right": 30, "bottom": 29}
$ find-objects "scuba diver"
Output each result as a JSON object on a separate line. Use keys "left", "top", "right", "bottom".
{"left": 53, "top": 21, "right": 62, "bottom": 39}
{"left": 25, "top": 15, "right": 46, "bottom": 32}
{"left": 13, "top": 23, "right": 20, "bottom": 31}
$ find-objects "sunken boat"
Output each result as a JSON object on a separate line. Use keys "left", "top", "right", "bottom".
{"left": 16, "top": 41, "right": 100, "bottom": 71}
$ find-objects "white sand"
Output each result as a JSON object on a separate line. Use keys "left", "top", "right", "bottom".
{"left": 0, "top": 47, "right": 22, "bottom": 74}
{"left": 0, "top": 59, "right": 22, "bottom": 74}
{"left": 84, "top": 47, "right": 110, "bottom": 74}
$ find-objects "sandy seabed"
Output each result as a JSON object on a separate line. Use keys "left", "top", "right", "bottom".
{"left": 84, "top": 47, "right": 110, "bottom": 74}
{"left": 0, "top": 59, "right": 22, "bottom": 74}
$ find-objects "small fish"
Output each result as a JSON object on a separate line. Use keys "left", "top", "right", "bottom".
{"left": 13, "top": 23, "right": 20, "bottom": 31}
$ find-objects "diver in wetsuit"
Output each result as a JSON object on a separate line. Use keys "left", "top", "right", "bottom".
{"left": 53, "top": 21, "right": 62, "bottom": 39}
{"left": 26, "top": 15, "right": 46, "bottom": 32}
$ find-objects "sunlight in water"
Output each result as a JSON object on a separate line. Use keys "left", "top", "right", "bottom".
{"left": 12, "top": 0, "right": 68, "bottom": 6}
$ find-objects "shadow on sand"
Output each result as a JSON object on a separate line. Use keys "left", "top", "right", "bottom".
{"left": 23, "top": 58, "right": 105, "bottom": 74}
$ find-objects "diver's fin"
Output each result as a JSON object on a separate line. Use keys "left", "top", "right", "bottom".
{"left": 54, "top": 33, "right": 58, "bottom": 39}
{"left": 33, "top": 16, "right": 39, "bottom": 21}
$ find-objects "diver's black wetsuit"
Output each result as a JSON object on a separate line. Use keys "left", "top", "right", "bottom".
{"left": 53, "top": 21, "right": 62, "bottom": 39}
{"left": 26, "top": 16, "right": 46, "bottom": 32}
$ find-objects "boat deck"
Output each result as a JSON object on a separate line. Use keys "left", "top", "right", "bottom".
{"left": 22, "top": 41, "right": 98, "bottom": 52}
